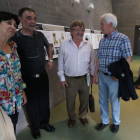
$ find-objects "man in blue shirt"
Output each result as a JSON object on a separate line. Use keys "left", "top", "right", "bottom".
{"left": 93, "top": 13, "right": 132, "bottom": 133}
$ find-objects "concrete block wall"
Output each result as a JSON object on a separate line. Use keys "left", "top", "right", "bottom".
{"left": 1, "top": 0, "right": 112, "bottom": 29}
{"left": 112, "top": 0, "right": 140, "bottom": 53}
{"left": 0, "top": 0, "right": 113, "bottom": 134}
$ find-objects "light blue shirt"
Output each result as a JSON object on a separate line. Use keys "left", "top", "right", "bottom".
{"left": 97, "top": 30, "right": 132, "bottom": 74}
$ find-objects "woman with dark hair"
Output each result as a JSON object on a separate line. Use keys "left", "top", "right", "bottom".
{"left": 0, "top": 11, "right": 27, "bottom": 134}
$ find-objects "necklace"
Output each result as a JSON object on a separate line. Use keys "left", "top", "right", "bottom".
{"left": 21, "top": 29, "right": 39, "bottom": 59}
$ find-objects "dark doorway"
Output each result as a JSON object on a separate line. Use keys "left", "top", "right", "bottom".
{"left": 134, "top": 25, "right": 140, "bottom": 55}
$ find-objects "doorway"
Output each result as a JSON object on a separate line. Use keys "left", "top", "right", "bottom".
{"left": 134, "top": 25, "right": 140, "bottom": 55}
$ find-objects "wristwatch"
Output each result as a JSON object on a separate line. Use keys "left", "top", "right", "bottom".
{"left": 48, "top": 60, "right": 53, "bottom": 62}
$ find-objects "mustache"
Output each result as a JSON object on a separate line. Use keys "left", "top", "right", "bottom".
{"left": 76, "top": 34, "right": 83, "bottom": 36}
{"left": 29, "top": 24, "right": 36, "bottom": 26}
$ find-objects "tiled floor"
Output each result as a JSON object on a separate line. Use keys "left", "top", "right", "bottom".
{"left": 17, "top": 55, "right": 140, "bottom": 140}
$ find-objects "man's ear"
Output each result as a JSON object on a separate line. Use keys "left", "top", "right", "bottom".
{"left": 18, "top": 16, "right": 22, "bottom": 23}
{"left": 110, "top": 22, "right": 113, "bottom": 27}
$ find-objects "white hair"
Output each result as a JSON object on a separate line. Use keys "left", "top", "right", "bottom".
{"left": 100, "top": 13, "right": 118, "bottom": 28}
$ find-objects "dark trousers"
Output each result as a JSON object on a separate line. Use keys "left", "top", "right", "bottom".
{"left": 8, "top": 109, "right": 19, "bottom": 134}
{"left": 23, "top": 72, "right": 50, "bottom": 129}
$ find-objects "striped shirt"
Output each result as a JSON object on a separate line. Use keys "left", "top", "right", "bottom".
{"left": 96, "top": 30, "right": 132, "bottom": 74}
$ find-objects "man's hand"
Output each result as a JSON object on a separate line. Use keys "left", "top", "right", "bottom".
{"left": 111, "top": 76, "right": 118, "bottom": 81}
{"left": 92, "top": 75, "right": 98, "bottom": 85}
{"left": 61, "top": 81, "right": 68, "bottom": 89}
{"left": 46, "top": 61, "right": 53, "bottom": 70}
{"left": 22, "top": 90, "right": 27, "bottom": 106}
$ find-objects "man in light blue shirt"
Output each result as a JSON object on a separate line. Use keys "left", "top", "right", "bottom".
{"left": 93, "top": 13, "right": 132, "bottom": 133}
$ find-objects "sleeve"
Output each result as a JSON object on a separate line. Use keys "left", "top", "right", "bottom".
{"left": 121, "top": 35, "right": 132, "bottom": 58}
{"left": 43, "top": 34, "right": 50, "bottom": 48}
{"left": 57, "top": 43, "right": 65, "bottom": 82}
{"left": 89, "top": 44, "right": 95, "bottom": 76}
{"left": 15, "top": 49, "right": 26, "bottom": 90}
{"left": 0, "top": 65, "right": 8, "bottom": 98}
{"left": 19, "top": 78, "right": 26, "bottom": 90}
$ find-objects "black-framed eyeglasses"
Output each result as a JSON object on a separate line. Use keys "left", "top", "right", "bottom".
{"left": 26, "top": 48, "right": 39, "bottom": 59}
{"left": 72, "top": 29, "right": 85, "bottom": 32}
{"left": 22, "top": 32, "right": 40, "bottom": 59}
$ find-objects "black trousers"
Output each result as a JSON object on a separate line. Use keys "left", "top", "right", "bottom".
{"left": 8, "top": 108, "right": 19, "bottom": 134}
{"left": 23, "top": 72, "right": 50, "bottom": 129}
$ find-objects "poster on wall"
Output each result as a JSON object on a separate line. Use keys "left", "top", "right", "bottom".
{"left": 64, "top": 27, "right": 71, "bottom": 40}
{"left": 65, "top": 32, "right": 71, "bottom": 40}
{"left": 91, "top": 33, "right": 102, "bottom": 49}
{"left": 83, "top": 33, "right": 92, "bottom": 43}
{"left": 38, "top": 30, "right": 65, "bottom": 59}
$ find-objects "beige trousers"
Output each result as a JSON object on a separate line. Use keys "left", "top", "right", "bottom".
{"left": 65, "top": 75, "right": 89, "bottom": 120}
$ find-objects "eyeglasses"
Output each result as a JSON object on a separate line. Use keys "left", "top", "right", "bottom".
{"left": 72, "top": 29, "right": 85, "bottom": 32}
{"left": 22, "top": 33, "right": 40, "bottom": 59}
{"left": 26, "top": 48, "right": 39, "bottom": 59}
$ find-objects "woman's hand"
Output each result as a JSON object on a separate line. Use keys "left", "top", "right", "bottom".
{"left": 22, "top": 90, "right": 27, "bottom": 106}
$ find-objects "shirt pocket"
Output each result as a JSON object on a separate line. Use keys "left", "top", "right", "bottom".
{"left": 83, "top": 52, "right": 90, "bottom": 63}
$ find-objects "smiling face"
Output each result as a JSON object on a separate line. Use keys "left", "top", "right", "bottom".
{"left": 19, "top": 10, "right": 36, "bottom": 31}
{"left": 0, "top": 19, "right": 17, "bottom": 38}
{"left": 70, "top": 26, "right": 84, "bottom": 41}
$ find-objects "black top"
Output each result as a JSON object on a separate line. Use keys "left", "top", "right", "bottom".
{"left": 11, "top": 29, "right": 49, "bottom": 75}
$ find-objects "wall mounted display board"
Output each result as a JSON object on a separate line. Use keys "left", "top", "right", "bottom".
{"left": 84, "top": 29, "right": 92, "bottom": 44}
{"left": 91, "top": 34, "right": 103, "bottom": 49}
{"left": 38, "top": 30, "right": 65, "bottom": 59}
{"left": 64, "top": 26, "right": 71, "bottom": 40}
{"left": 36, "top": 23, "right": 65, "bottom": 60}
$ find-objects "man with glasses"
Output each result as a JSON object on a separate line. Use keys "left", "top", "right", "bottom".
{"left": 11, "top": 7, "right": 55, "bottom": 139}
{"left": 58, "top": 20, "right": 94, "bottom": 128}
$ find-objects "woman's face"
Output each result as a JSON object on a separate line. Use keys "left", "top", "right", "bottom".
{"left": 0, "top": 19, "right": 17, "bottom": 38}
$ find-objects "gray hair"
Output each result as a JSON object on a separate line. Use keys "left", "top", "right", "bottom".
{"left": 100, "top": 13, "right": 117, "bottom": 28}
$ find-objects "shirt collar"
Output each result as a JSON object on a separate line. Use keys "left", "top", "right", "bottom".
{"left": 104, "top": 29, "right": 118, "bottom": 38}
{"left": 16, "top": 29, "right": 38, "bottom": 37}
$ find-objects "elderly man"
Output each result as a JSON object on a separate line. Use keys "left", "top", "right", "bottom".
{"left": 93, "top": 13, "right": 132, "bottom": 133}
{"left": 11, "top": 7, "right": 55, "bottom": 139}
{"left": 58, "top": 20, "right": 94, "bottom": 128}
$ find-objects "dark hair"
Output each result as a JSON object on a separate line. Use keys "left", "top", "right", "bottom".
{"left": 18, "top": 7, "right": 35, "bottom": 17}
{"left": 70, "top": 20, "right": 85, "bottom": 31}
{"left": 0, "top": 11, "right": 20, "bottom": 25}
